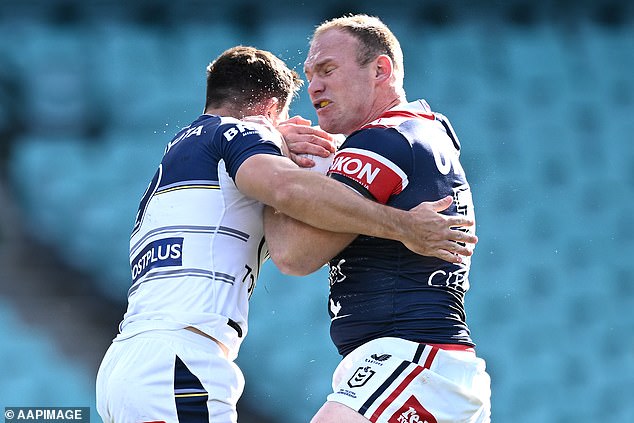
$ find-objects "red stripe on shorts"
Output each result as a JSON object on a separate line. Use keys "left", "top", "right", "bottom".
{"left": 370, "top": 347, "right": 439, "bottom": 422}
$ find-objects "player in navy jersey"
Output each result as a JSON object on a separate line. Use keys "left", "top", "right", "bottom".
{"left": 265, "top": 15, "right": 491, "bottom": 423}
{"left": 95, "top": 45, "right": 478, "bottom": 423}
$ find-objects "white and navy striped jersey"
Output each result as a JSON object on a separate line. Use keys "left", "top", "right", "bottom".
{"left": 117, "top": 114, "right": 281, "bottom": 360}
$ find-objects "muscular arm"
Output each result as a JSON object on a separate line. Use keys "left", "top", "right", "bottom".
{"left": 236, "top": 154, "right": 476, "bottom": 273}
{"left": 236, "top": 154, "right": 413, "bottom": 237}
{"left": 263, "top": 206, "right": 355, "bottom": 275}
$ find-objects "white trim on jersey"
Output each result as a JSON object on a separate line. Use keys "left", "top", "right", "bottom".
{"left": 131, "top": 225, "right": 249, "bottom": 255}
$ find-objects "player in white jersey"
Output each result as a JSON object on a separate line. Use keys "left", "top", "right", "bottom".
{"left": 96, "top": 46, "right": 478, "bottom": 423}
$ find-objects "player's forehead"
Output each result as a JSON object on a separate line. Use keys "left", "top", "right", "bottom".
{"left": 304, "top": 29, "right": 356, "bottom": 71}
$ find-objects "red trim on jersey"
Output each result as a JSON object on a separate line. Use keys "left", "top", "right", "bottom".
{"left": 329, "top": 150, "right": 405, "bottom": 204}
{"left": 362, "top": 110, "right": 435, "bottom": 130}
{"left": 379, "top": 110, "right": 435, "bottom": 121}
{"left": 427, "top": 343, "right": 475, "bottom": 353}
{"left": 370, "top": 346, "right": 439, "bottom": 423}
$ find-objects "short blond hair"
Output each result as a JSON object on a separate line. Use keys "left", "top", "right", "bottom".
{"left": 312, "top": 14, "right": 404, "bottom": 80}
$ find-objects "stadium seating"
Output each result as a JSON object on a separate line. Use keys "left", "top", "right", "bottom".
{"left": 2, "top": 5, "right": 633, "bottom": 422}
{"left": 0, "top": 300, "right": 98, "bottom": 420}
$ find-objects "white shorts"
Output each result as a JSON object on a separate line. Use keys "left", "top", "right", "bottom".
{"left": 96, "top": 329, "right": 244, "bottom": 423}
{"left": 326, "top": 337, "right": 491, "bottom": 423}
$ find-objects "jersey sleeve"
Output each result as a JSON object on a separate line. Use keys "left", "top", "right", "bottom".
{"left": 328, "top": 128, "right": 413, "bottom": 204}
{"left": 218, "top": 121, "right": 283, "bottom": 179}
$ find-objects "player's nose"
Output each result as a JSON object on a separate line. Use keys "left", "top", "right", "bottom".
{"left": 307, "top": 77, "right": 324, "bottom": 98}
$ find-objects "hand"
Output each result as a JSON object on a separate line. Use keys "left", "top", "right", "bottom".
{"left": 277, "top": 116, "right": 336, "bottom": 168}
{"left": 402, "top": 196, "right": 477, "bottom": 263}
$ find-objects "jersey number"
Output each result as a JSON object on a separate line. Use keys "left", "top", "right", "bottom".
{"left": 242, "top": 265, "right": 256, "bottom": 299}
{"left": 132, "top": 164, "right": 162, "bottom": 236}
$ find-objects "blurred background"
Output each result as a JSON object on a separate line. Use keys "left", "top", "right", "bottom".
{"left": 0, "top": 0, "right": 633, "bottom": 421}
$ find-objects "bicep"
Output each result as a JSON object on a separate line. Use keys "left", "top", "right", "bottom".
{"left": 234, "top": 153, "right": 294, "bottom": 205}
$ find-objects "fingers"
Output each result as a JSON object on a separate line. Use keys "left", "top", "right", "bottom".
{"left": 433, "top": 250, "right": 463, "bottom": 264}
{"left": 442, "top": 224, "right": 477, "bottom": 245}
{"left": 409, "top": 196, "right": 453, "bottom": 214}
{"left": 282, "top": 115, "right": 312, "bottom": 126}
{"left": 284, "top": 125, "right": 337, "bottom": 143}
{"left": 414, "top": 241, "right": 472, "bottom": 264}
{"left": 444, "top": 240, "right": 474, "bottom": 257}
{"left": 458, "top": 230, "right": 478, "bottom": 245}
{"left": 430, "top": 195, "right": 453, "bottom": 212}
{"left": 445, "top": 217, "right": 475, "bottom": 229}
{"left": 408, "top": 242, "right": 464, "bottom": 263}
{"left": 291, "top": 153, "right": 316, "bottom": 168}
{"left": 286, "top": 138, "right": 334, "bottom": 157}
{"left": 281, "top": 128, "right": 336, "bottom": 157}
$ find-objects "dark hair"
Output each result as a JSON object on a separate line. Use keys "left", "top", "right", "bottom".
{"left": 205, "top": 46, "right": 303, "bottom": 114}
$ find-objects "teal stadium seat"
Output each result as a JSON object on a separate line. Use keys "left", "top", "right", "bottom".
{"left": 0, "top": 300, "right": 97, "bottom": 420}
{"left": 4, "top": 8, "right": 634, "bottom": 422}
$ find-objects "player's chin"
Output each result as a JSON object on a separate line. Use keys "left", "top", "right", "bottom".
{"left": 314, "top": 114, "right": 336, "bottom": 134}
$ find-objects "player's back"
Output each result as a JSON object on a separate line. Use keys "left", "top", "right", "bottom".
{"left": 118, "top": 114, "right": 277, "bottom": 359}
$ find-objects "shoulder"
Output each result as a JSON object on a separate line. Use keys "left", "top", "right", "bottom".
{"left": 216, "top": 117, "right": 283, "bottom": 150}
{"left": 342, "top": 126, "right": 413, "bottom": 163}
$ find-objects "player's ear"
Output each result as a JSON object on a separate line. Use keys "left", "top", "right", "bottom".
{"left": 264, "top": 97, "right": 280, "bottom": 120}
{"left": 375, "top": 55, "right": 393, "bottom": 83}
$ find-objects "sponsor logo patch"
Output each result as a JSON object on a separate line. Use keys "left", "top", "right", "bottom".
{"left": 388, "top": 395, "right": 437, "bottom": 423}
{"left": 329, "top": 149, "right": 407, "bottom": 204}
{"left": 131, "top": 237, "right": 183, "bottom": 283}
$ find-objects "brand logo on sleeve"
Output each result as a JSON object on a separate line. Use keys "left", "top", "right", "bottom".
{"left": 223, "top": 123, "right": 260, "bottom": 141}
{"left": 329, "top": 148, "right": 408, "bottom": 204}
{"left": 330, "top": 153, "right": 381, "bottom": 186}
{"left": 131, "top": 237, "right": 183, "bottom": 283}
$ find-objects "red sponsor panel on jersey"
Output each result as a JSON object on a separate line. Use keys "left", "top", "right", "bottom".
{"left": 329, "top": 149, "right": 406, "bottom": 204}
{"left": 386, "top": 395, "right": 437, "bottom": 423}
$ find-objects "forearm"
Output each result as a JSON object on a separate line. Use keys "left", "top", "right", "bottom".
{"left": 236, "top": 154, "right": 477, "bottom": 263}
{"left": 268, "top": 168, "right": 409, "bottom": 241}
{"left": 264, "top": 206, "right": 355, "bottom": 275}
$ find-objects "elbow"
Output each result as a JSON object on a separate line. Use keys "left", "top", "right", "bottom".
{"left": 268, "top": 250, "right": 322, "bottom": 277}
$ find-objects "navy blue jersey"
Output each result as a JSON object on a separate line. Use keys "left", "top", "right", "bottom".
{"left": 326, "top": 100, "right": 476, "bottom": 357}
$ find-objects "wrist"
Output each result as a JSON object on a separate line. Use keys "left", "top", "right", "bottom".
{"left": 374, "top": 205, "right": 408, "bottom": 241}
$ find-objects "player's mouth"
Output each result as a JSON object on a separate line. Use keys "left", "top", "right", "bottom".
{"left": 314, "top": 99, "right": 332, "bottom": 110}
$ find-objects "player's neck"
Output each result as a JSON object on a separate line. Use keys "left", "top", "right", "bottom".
{"left": 361, "top": 93, "right": 406, "bottom": 128}
{"left": 204, "top": 106, "right": 241, "bottom": 119}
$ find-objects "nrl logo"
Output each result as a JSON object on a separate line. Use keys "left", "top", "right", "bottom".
{"left": 348, "top": 366, "right": 375, "bottom": 388}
